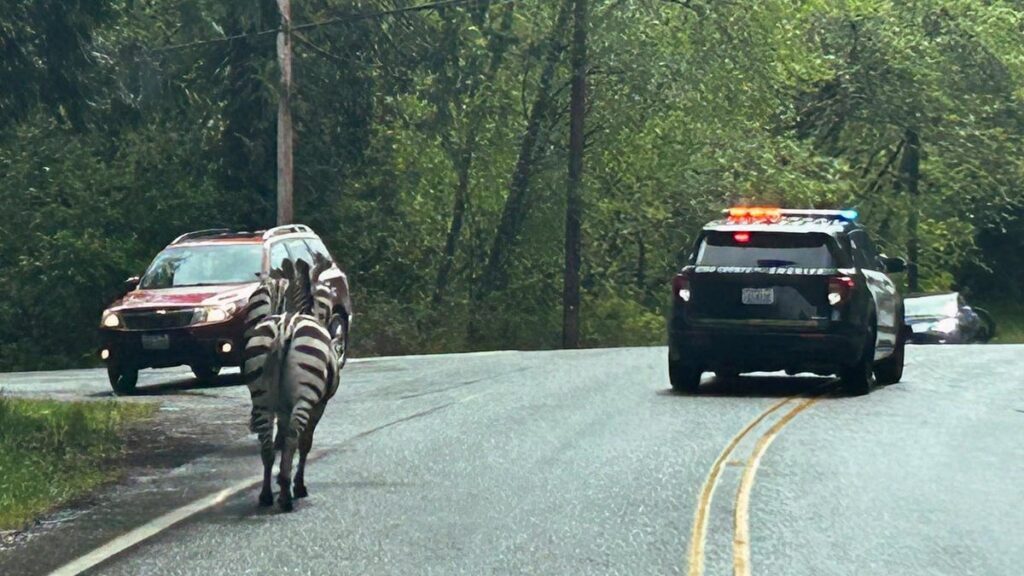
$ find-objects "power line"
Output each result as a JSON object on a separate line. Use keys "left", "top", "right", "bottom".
{"left": 151, "top": 0, "right": 511, "bottom": 53}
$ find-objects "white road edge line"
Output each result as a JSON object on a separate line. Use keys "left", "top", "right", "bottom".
{"left": 47, "top": 391, "right": 488, "bottom": 576}
{"left": 48, "top": 475, "right": 262, "bottom": 576}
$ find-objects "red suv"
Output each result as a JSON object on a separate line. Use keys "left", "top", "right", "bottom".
{"left": 99, "top": 225, "right": 352, "bottom": 394}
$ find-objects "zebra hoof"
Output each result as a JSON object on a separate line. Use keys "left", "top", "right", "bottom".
{"left": 294, "top": 484, "right": 308, "bottom": 499}
{"left": 278, "top": 496, "right": 294, "bottom": 512}
{"left": 258, "top": 491, "right": 274, "bottom": 507}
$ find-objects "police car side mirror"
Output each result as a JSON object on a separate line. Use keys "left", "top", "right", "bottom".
{"left": 124, "top": 276, "right": 140, "bottom": 292}
{"left": 881, "top": 256, "right": 906, "bottom": 274}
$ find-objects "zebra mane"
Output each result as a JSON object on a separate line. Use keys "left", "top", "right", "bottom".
{"left": 284, "top": 259, "right": 314, "bottom": 315}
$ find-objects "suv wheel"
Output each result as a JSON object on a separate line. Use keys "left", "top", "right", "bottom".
{"left": 191, "top": 364, "right": 221, "bottom": 384}
{"left": 108, "top": 365, "right": 139, "bottom": 395}
{"left": 669, "top": 359, "right": 702, "bottom": 394}
{"left": 841, "top": 323, "right": 877, "bottom": 396}
{"left": 328, "top": 313, "right": 349, "bottom": 369}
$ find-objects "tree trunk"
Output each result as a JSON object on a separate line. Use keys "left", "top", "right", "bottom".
{"left": 434, "top": 147, "right": 473, "bottom": 303}
{"left": 480, "top": 0, "right": 573, "bottom": 297}
{"left": 900, "top": 128, "right": 921, "bottom": 292}
{"left": 562, "top": 0, "right": 587, "bottom": 349}
{"left": 433, "top": 6, "right": 516, "bottom": 304}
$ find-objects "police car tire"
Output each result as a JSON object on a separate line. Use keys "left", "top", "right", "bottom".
{"left": 874, "top": 338, "right": 904, "bottom": 385}
{"left": 841, "top": 324, "right": 877, "bottom": 396}
{"left": 669, "top": 360, "right": 702, "bottom": 393}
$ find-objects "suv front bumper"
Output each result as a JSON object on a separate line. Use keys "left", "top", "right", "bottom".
{"left": 99, "top": 316, "right": 245, "bottom": 370}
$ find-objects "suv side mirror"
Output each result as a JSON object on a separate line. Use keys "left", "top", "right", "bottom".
{"left": 881, "top": 256, "right": 906, "bottom": 274}
{"left": 125, "top": 276, "right": 140, "bottom": 292}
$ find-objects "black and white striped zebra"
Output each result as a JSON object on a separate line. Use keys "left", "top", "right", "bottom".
{"left": 241, "top": 262, "right": 340, "bottom": 511}
{"left": 243, "top": 312, "right": 339, "bottom": 511}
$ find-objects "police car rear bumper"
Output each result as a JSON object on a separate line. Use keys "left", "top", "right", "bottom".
{"left": 668, "top": 321, "right": 867, "bottom": 373}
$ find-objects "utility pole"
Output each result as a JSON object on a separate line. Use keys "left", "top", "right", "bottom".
{"left": 562, "top": 0, "right": 587, "bottom": 348}
{"left": 276, "top": 0, "right": 294, "bottom": 225}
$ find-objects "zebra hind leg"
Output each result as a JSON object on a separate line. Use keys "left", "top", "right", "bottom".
{"left": 257, "top": 424, "right": 275, "bottom": 507}
{"left": 294, "top": 401, "right": 327, "bottom": 499}
{"left": 273, "top": 418, "right": 287, "bottom": 451}
{"left": 277, "top": 434, "right": 298, "bottom": 512}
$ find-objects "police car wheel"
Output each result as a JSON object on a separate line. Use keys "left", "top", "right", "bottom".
{"left": 841, "top": 325, "right": 877, "bottom": 396}
{"left": 669, "top": 360, "right": 702, "bottom": 394}
{"left": 875, "top": 339, "right": 904, "bottom": 385}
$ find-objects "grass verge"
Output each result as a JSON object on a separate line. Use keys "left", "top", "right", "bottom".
{"left": 976, "top": 300, "right": 1024, "bottom": 344}
{"left": 0, "top": 396, "right": 154, "bottom": 531}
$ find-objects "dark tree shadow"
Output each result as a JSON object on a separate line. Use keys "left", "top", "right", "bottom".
{"left": 88, "top": 372, "right": 243, "bottom": 398}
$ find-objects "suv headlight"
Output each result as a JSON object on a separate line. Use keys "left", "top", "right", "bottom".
{"left": 195, "top": 303, "right": 239, "bottom": 325}
{"left": 101, "top": 310, "right": 121, "bottom": 328}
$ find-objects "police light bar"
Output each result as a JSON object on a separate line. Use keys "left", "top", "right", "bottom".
{"left": 725, "top": 206, "right": 782, "bottom": 222}
{"left": 724, "top": 207, "right": 858, "bottom": 222}
{"left": 777, "top": 208, "right": 859, "bottom": 221}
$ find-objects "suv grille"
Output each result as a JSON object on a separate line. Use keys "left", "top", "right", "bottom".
{"left": 120, "top": 309, "right": 198, "bottom": 330}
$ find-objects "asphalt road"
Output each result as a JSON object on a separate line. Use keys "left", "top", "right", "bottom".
{"left": 1, "top": 345, "right": 1022, "bottom": 575}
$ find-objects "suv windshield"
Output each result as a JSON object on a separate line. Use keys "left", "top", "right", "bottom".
{"left": 696, "top": 231, "right": 843, "bottom": 268}
{"left": 140, "top": 244, "right": 263, "bottom": 289}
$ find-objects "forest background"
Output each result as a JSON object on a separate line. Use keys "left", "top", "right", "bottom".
{"left": 2, "top": 0, "right": 1022, "bottom": 370}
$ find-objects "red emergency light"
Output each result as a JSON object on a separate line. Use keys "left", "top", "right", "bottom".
{"left": 726, "top": 206, "right": 782, "bottom": 222}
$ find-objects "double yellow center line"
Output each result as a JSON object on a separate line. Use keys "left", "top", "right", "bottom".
{"left": 686, "top": 394, "right": 822, "bottom": 576}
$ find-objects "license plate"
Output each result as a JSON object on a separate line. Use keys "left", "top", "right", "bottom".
{"left": 741, "top": 288, "right": 774, "bottom": 305}
{"left": 141, "top": 333, "right": 170, "bottom": 350}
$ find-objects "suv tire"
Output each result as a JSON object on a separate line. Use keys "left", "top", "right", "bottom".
{"left": 191, "top": 364, "right": 221, "bottom": 384}
{"left": 875, "top": 308, "right": 906, "bottom": 385}
{"left": 108, "top": 365, "right": 139, "bottom": 395}
{"left": 329, "top": 313, "right": 350, "bottom": 369}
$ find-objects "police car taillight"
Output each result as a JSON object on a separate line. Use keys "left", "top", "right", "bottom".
{"left": 828, "top": 276, "right": 856, "bottom": 306}
{"left": 673, "top": 273, "right": 691, "bottom": 303}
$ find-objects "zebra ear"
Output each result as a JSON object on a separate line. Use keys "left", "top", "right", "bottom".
{"left": 279, "top": 258, "right": 295, "bottom": 280}
{"left": 294, "top": 259, "right": 311, "bottom": 282}
{"left": 310, "top": 253, "right": 332, "bottom": 283}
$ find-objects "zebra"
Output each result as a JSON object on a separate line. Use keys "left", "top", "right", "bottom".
{"left": 241, "top": 263, "right": 341, "bottom": 511}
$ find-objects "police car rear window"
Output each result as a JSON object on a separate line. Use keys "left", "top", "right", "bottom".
{"left": 696, "top": 232, "right": 846, "bottom": 268}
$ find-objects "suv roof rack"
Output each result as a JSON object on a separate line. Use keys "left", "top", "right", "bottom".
{"left": 171, "top": 229, "right": 263, "bottom": 244}
{"left": 262, "top": 224, "right": 313, "bottom": 239}
{"left": 172, "top": 229, "right": 233, "bottom": 244}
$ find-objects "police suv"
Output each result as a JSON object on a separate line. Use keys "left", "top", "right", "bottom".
{"left": 668, "top": 207, "right": 909, "bottom": 395}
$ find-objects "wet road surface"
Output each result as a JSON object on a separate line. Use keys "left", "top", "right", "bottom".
{"left": 1, "top": 346, "right": 1022, "bottom": 575}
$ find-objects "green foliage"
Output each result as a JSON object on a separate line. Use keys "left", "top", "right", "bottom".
{"left": 1, "top": 0, "right": 1022, "bottom": 370}
{"left": 0, "top": 395, "right": 154, "bottom": 529}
